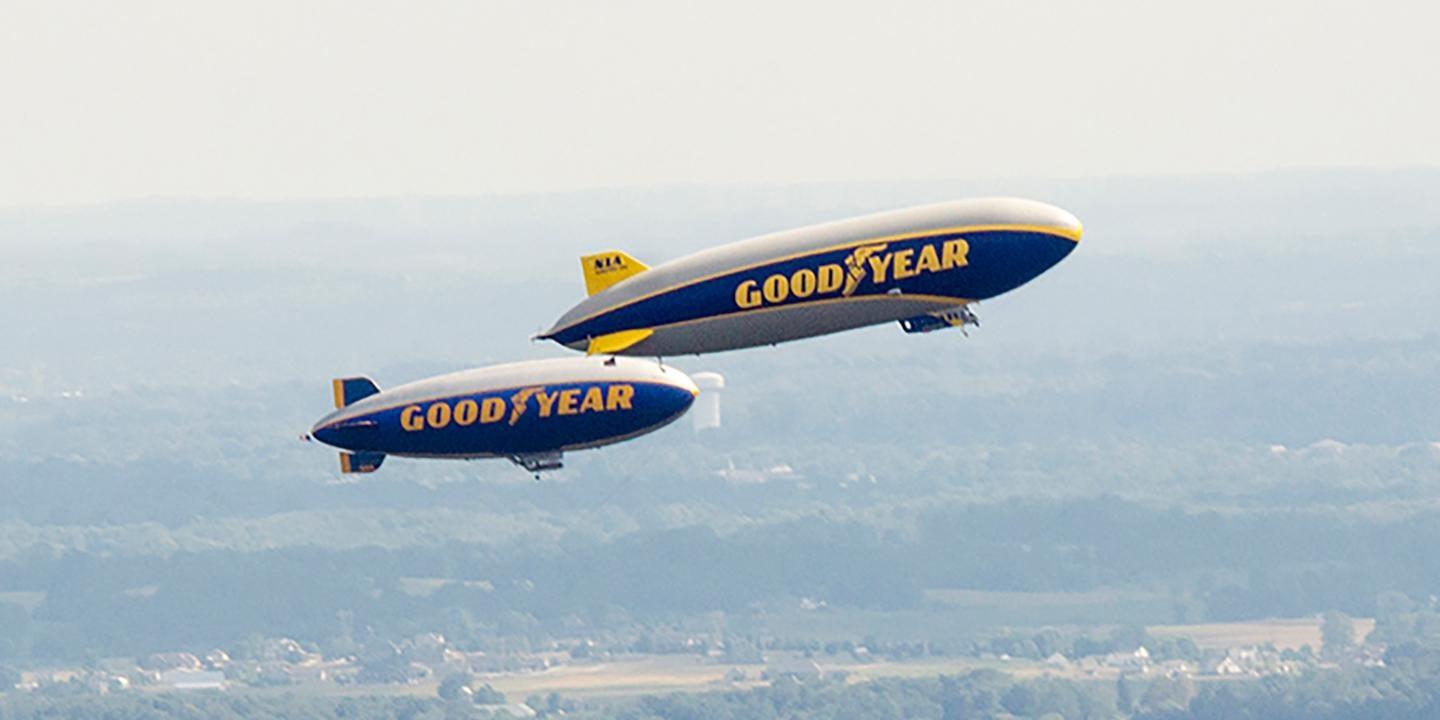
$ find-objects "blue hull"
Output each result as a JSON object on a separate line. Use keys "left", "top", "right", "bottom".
{"left": 314, "top": 380, "right": 695, "bottom": 458}
{"left": 548, "top": 227, "right": 1077, "bottom": 350}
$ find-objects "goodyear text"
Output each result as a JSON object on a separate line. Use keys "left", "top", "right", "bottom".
{"left": 400, "top": 384, "right": 635, "bottom": 432}
{"left": 734, "top": 238, "right": 969, "bottom": 310}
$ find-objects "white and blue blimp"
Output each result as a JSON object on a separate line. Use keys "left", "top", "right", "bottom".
{"left": 309, "top": 356, "right": 697, "bottom": 475}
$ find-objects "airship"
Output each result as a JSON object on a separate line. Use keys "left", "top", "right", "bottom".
{"left": 308, "top": 356, "right": 698, "bottom": 475}
{"left": 539, "top": 197, "right": 1081, "bottom": 356}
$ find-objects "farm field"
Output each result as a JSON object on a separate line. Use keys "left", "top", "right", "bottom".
{"left": 1148, "top": 617, "right": 1377, "bottom": 651}
{"left": 233, "top": 654, "right": 1041, "bottom": 702}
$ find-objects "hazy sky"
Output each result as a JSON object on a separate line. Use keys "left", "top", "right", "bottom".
{"left": 2, "top": 0, "right": 1437, "bottom": 207}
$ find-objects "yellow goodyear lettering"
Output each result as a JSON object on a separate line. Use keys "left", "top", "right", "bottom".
{"left": 762, "top": 274, "right": 788, "bottom": 304}
{"left": 916, "top": 244, "right": 941, "bottom": 273}
{"left": 735, "top": 280, "right": 762, "bottom": 309}
{"left": 866, "top": 251, "right": 894, "bottom": 284}
{"left": 732, "top": 237, "right": 972, "bottom": 310}
{"left": 606, "top": 384, "right": 634, "bottom": 411}
{"left": 426, "top": 402, "right": 452, "bottom": 429}
{"left": 399, "top": 384, "right": 640, "bottom": 432}
{"left": 580, "top": 386, "right": 605, "bottom": 413}
{"left": 790, "top": 268, "right": 817, "bottom": 298}
{"left": 534, "top": 390, "right": 559, "bottom": 418}
{"left": 401, "top": 405, "right": 425, "bottom": 432}
{"left": 558, "top": 388, "right": 580, "bottom": 415}
{"left": 891, "top": 248, "right": 915, "bottom": 280}
{"left": 454, "top": 399, "right": 479, "bottom": 426}
{"left": 942, "top": 238, "right": 969, "bottom": 270}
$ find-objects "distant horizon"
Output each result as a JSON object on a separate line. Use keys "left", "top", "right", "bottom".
{"left": 4, "top": 163, "right": 1439, "bottom": 213}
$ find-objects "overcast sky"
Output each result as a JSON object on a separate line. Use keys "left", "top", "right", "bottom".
{"left": 1, "top": 0, "right": 1437, "bottom": 207}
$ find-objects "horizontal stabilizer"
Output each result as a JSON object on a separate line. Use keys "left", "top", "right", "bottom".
{"left": 339, "top": 451, "right": 385, "bottom": 474}
{"left": 332, "top": 377, "right": 380, "bottom": 408}
{"left": 587, "top": 328, "right": 653, "bottom": 356}
{"left": 580, "top": 250, "right": 649, "bottom": 296}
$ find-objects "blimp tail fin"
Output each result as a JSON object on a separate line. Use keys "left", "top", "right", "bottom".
{"left": 587, "top": 328, "right": 654, "bottom": 356}
{"left": 580, "top": 250, "right": 649, "bottom": 296}
{"left": 339, "top": 451, "right": 385, "bottom": 474}
{"left": 332, "top": 377, "right": 380, "bottom": 409}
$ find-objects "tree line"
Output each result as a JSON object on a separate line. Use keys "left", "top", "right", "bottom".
{"left": 7, "top": 496, "right": 1440, "bottom": 661}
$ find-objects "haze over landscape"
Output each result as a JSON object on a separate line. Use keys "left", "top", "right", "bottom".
{"left": 4, "top": 1, "right": 1440, "bottom": 718}
{"left": 4, "top": 170, "right": 1440, "bottom": 719}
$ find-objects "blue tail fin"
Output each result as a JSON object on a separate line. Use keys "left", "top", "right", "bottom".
{"left": 339, "top": 451, "right": 385, "bottom": 474}
{"left": 332, "top": 377, "right": 380, "bottom": 408}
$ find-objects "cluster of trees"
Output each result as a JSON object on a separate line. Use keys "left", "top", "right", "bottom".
{"left": 4, "top": 333, "right": 1439, "bottom": 546}
{"left": 437, "top": 673, "right": 506, "bottom": 704}
{"left": 11, "top": 497, "right": 1440, "bottom": 662}
{"left": 1136, "top": 647, "right": 1440, "bottom": 719}
{"left": 12, "top": 658, "right": 1440, "bottom": 720}
{"left": 593, "top": 639, "right": 1440, "bottom": 719}
{"left": 603, "top": 672, "right": 1216, "bottom": 719}
{"left": 0, "top": 694, "right": 461, "bottom": 720}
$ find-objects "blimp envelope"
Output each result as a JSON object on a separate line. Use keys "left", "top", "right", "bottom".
{"left": 539, "top": 197, "right": 1081, "bottom": 356}
{"left": 309, "top": 356, "right": 698, "bottom": 475}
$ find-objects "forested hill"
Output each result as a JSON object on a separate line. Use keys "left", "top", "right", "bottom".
{"left": 7, "top": 497, "right": 1440, "bottom": 658}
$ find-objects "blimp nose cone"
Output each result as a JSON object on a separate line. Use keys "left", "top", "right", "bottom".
{"left": 994, "top": 196, "right": 1082, "bottom": 242}
{"left": 955, "top": 198, "right": 1082, "bottom": 299}
{"left": 310, "top": 422, "right": 341, "bottom": 448}
{"left": 310, "top": 413, "right": 362, "bottom": 450}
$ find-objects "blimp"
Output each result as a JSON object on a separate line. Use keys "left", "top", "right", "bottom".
{"left": 308, "top": 356, "right": 698, "bottom": 475}
{"left": 538, "top": 197, "right": 1081, "bottom": 356}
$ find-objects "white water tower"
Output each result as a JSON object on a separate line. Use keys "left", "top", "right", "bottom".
{"left": 691, "top": 372, "right": 725, "bottom": 432}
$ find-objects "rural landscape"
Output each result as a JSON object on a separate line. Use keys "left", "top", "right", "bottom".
{"left": 4, "top": 171, "right": 1440, "bottom": 718}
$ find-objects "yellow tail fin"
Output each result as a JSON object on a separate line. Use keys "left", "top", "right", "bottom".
{"left": 587, "top": 328, "right": 654, "bottom": 356}
{"left": 580, "top": 251, "right": 649, "bottom": 296}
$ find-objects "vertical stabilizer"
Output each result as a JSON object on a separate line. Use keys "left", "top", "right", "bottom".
{"left": 332, "top": 377, "right": 380, "bottom": 408}
{"left": 339, "top": 451, "right": 385, "bottom": 474}
{"left": 580, "top": 251, "right": 649, "bottom": 296}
